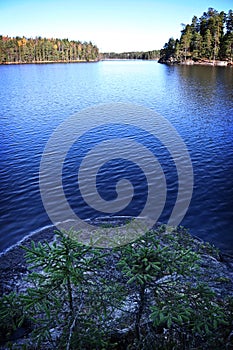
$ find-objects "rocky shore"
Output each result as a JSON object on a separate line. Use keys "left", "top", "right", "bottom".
{"left": 1, "top": 222, "right": 233, "bottom": 349}
{"left": 1, "top": 223, "right": 233, "bottom": 298}
{"left": 0, "top": 226, "right": 56, "bottom": 295}
{"left": 158, "top": 57, "right": 233, "bottom": 66}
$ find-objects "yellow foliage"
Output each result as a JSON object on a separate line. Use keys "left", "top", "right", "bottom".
{"left": 17, "top": 38, "right": 27, "bottom": 47}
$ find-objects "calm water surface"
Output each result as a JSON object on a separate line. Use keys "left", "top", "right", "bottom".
{"left": 0, "top": 61, "right": 232, "bottom": 253}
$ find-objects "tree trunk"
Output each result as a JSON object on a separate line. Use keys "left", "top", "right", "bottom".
{"left": 135, "top": 284, "right": 145, "bottom": 340}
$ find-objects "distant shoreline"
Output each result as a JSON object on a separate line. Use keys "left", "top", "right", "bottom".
{"left": 101, "top": 58, "right": 158, "bottom": 61}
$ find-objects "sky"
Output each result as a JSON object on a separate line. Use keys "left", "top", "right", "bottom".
{"left": 0, "top": 0, "right": 232, "bottom": 52}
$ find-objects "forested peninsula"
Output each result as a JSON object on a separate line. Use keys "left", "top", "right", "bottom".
{"left": 159, "top": 8, "right": 233, "bottom": 65}
{"left": 0, "top": 36, "right": 99, "bottom": 64}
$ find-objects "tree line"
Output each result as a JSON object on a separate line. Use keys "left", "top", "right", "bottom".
{"left": 101, "top": 49, "right": 160, "bottom": 60}
{"left": 0, "top": 36, "right": 99, "bottom": 64}
{"left": 159, "top": 8, "right": 233, "bottom": 64}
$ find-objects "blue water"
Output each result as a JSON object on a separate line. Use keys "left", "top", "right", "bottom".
{"left": 0, "top": 61, "right": 233, "bottom": 253}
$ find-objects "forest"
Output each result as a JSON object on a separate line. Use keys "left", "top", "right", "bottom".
{"left": 0, "top": 36, "right": 99, "bottom": 64}
{"left": 101, "top": 50, "right": 160, "bottom": 60}
{"left": 159, "top": 8, "right": 233, "bottom": 64}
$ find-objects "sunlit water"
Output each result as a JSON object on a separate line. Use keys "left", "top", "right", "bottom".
{"left": 0, "top": 61, "right": 232, "bottom": 253}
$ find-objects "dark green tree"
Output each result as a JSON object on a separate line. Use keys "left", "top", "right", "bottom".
{"left": 180, "top": 24, "right": 192, "bottom": 60}
{"left": 160, "top": 7, "right": 232, "bottom": 63}
{"left": 159, "top": 37, "right": 176, "bottom": 62}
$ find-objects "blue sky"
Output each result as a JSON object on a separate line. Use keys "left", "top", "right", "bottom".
{"left": 0, "top": 0, "right": 232, "bottom": 52}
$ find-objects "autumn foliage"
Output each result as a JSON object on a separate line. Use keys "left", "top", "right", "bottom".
{"left": 0, "top": 36, "right": 99, "bottom": 64}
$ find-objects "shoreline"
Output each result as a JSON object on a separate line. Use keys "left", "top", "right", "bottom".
{"left": 0, "top": 59, "right": 99, "bottom": 65}
{"left": 1, "top": 222, "right": 233, "bottom": 290}
{"left": 2, "top": 221, "right": 233, "bottom": 260}
{"left": 0, "top": 225, "right": 57, "bottom": 295}
{"left": 0, "top": 226, "right": 56, "bottom": 270}
{"left": 100, "top": 58, "right": 158, "bottom": 61}
{"left": 159, "top": 58, "right": 233, "bottom": 67}
{"left": 1, "top": 220, "right": 233, "bottom": 266}
{"left": 0, "top": 224, "right": 55, "bottom": 258}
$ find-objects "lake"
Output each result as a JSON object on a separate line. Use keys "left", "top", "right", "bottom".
{"left": 0, "top": 61, "right": 232, "bottom": 254}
